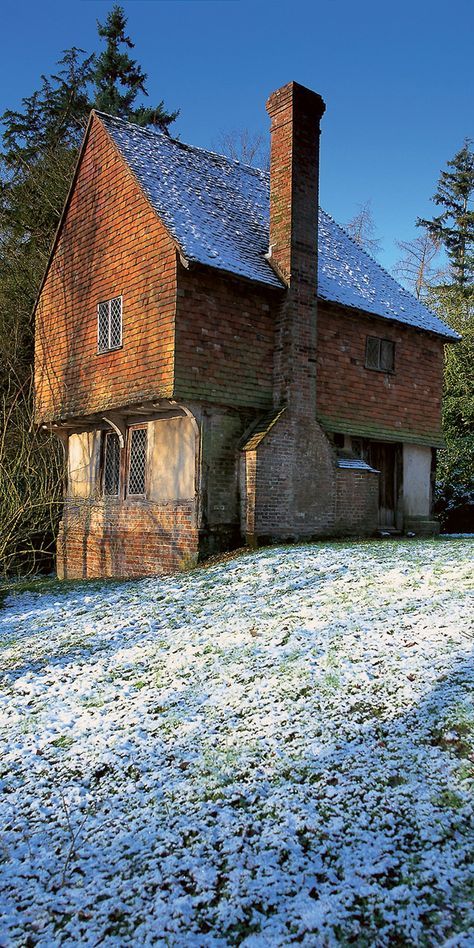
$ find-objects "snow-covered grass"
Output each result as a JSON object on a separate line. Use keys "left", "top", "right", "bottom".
{"left": 0, "top": 538, "right": 473, "bottom": 946}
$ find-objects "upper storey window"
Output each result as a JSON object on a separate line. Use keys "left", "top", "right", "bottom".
{"left": 98, "top": 296, "right": 122, "bottom": 352}
{"left": 365, "top": 336, "right": 395, "bottom": 373}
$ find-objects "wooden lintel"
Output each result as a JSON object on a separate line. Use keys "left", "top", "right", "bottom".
{"left": 102, "top": 413, "right": 126, "bottom": 448}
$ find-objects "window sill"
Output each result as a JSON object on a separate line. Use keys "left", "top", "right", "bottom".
{"left": 97, "top": 345, "right": 123, "bottom": 355}
{"left": 364, "top": 365, "right": 395, "bottom": 375}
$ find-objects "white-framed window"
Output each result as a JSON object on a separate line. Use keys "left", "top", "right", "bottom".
{"left": 98, "top": 296, "right": 122, "bottom": 352}
{"left": 365, "top": 336, "right": 395, "bottom": 373}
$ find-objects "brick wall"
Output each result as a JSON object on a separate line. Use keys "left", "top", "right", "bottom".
{"left": 249, "top": 414, "right": 336, "bottom": 538}
{"left": 334, "top": 469, "right": 379, "bottom": 536}
{"left": 242, "top": 83, "right": 337, "bottom": 540}
{"left": 175, "top": 267, "right": 277, "bottom": 409}
{"left": 241, "top": 427, "right": 381, "bottom": 541}
{"left": 266, "top": 82, "right": 325, "bottom": 414}
{"left": 316, "top": 302, "right": 445, "bottom": 442}
{"left": 35, "top": 115, "right": 177, "bottom": 423}
{"left": 57, "top": 499, "right": 198, "bottom": 579}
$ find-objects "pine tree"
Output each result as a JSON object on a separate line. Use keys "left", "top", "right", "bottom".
{"left": 93, "top": 5, "right": 178, "bottom": 130}
{"left": 0, "top": 9, "right": 181, "bottom": 571}
{"left": 417, "top": 140, "right": 474, "bottom": 291}
{"left": 0, "top": 49, "right": 94, "bottom": 572}
{"left": 0, "top": 47, "right": 94, "bottom": 390}
{"left": 415, "top": 141, "right": 474, "bottom": 528}
{"left": 428, "top": 285, "right": 474, "bottom": 530}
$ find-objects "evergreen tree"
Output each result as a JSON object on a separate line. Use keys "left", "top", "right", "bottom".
{"left": 413, "top": 141, "right": 474, "bottom": 528}
{"left": 428, "top": 285, "right": 474, "bottom": 530}
{"left": 93, "top": 5, "right": 178, "bottom": 130}
{"left": 0, "top": 6, "right": 180, "bottom": 571}
{"left": 0, "top": 47, "right": 94, "bottom": 391}
{"left": 417, "top": 140, "right": 474, "bottom": 291}
{"left": 0, "top": 48, "right": 93, "bottom": 572}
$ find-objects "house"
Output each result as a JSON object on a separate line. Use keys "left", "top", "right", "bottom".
{"left": 34, "top": 82, "right": 458, "bottom": 579}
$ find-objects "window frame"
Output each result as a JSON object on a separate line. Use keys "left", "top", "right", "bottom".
{"left": 126, "top": 425, "right": 148, "bottom": 499}
{"left": 97, "top": 295, "right": 123, "bottom": 354}
{"left": 101, "top": 430, "right": 122, "bottom": 497}
{"left": 365, "top": 335, "right": 395, "bottom": 373}
{"left": 100, "top": 424, "right": 149, "bottom": 500}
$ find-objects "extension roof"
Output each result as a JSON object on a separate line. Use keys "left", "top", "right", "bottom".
{"left": 99, "top": 112, "right": 458, "bottom": 341}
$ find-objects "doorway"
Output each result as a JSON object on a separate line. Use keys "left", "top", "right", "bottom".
{"left": 368, "top": 441, "right": 398, "bottom": 528}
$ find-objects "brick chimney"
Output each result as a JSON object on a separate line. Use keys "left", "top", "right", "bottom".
{"left": 266, "top": 82, "right": 326, "bottom": 416}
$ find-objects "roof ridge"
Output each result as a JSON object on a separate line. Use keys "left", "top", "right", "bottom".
{"left": 95, "top": 109, "right": 267, "bottom": 181}
{"left": 98, "top": 111, "right": 459, "bottom": 340}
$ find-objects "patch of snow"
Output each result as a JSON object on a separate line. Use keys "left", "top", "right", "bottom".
{"left": 0, "top": 539, "right": 473, "bottom": 944}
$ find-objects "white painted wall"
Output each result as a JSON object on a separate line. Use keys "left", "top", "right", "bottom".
{"left": 147, "top": 416, "right": 196, "bottom": 502}
{"left": 67, "top": 431, "right": 100, "bottom": 498}
{"left": 403, "top": 444, "right": 432, "bottom": 517}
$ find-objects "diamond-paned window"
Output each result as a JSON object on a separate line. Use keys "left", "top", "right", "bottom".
{"left": 103, "top": 432, "right": 121, "bottom": 495}
{"left": 97, "top": 296, "right": 122, "bottom": 352}
{"left": 365, "top": 336, "right": 395, "bottom": 372}
{"left": 127, "top": 428, "right": 147, "bottom": 496}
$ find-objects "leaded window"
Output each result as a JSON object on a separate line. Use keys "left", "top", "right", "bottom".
{"left": 365, "top": 336, "right": 395, "bottom": 372}
{"left": 98, "top": 296, "right": 122, "bottom": 352}
{"left": 103, "top": 432, "right": 120, "bottom": 495}
{"left": 127, "top": 428, "right": 147, "bottom": 496}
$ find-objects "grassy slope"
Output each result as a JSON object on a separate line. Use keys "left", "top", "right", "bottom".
{"left": 0, "top": 538, "right": 473, "bottom": 946}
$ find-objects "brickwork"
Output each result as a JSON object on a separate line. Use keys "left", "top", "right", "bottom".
{"left": 266, "top": 82, "right": 325, "bottom": 413}
{"left": 35, "top": 115, "right": 177, "bottom": 423}
{"left": 242, "top": 426, "right": 380, "bottom": 541}
{"left": 252, "top": 414, "right": 336, "bottom": 538}
{"left": 57, "top": 499, "right": 198, "bottom": 579}
{"left": 175, "top": 267, "right": 277, "bottom": 409}
{"left": 247, "top": 82, "right": 336, "bottom": 539}
{"left": 197, "top": 405, "right": 257, "bottom": 553}
{"left": 334, "top": 469, "right": 379, "bottom": 536}
{"left": 317, "top": 302, "right": 445, "bottom": 442}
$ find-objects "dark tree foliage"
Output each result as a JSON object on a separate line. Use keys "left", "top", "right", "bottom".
{"left": 428, "top": 286, "right": 474, "bottom": 531}
{"left": 0, "top": 47, "right": 94, "bottom": 392}
{"left": 417, "top": 140, "right": 474, "bottom": 291}
{"left": 414, "top": 141, "right": 474, "bottom": 531}
{"left": 93, "top": 5, "right": 178, "bottom": 130}
{"left": 0, "top": 6, "right": 178, "bottom": 573}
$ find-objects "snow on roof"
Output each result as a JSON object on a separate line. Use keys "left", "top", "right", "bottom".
{"left": 336, "top": 457, "right": 379, "bottom": 472}
{"left": 98, "top": 112, "right": 458, "bottom": 341}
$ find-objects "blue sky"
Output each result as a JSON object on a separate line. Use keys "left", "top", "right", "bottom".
{"left": 1, "top": 0, "right": 473, "bottom": 270}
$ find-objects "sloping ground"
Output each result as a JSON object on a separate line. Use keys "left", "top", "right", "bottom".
{"left": 0, "top": 539, "right": 473, "bottom": 946}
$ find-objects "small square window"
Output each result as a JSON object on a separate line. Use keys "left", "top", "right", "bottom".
{"left": 365, "top": 336, "right": 395, "bottom": 372}
{"left": 127, "top": 428, "right": 147, "bottom": 496}
{"left": 103, "top": 431, "right": 121, "bottom": 495}
{"left": 98, "top": 296, "right": 122, "bottom": 352}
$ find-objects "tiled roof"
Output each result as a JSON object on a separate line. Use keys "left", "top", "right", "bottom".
{"left": 241, "top": 407, "right": 287, "bottom": 452}
{"left": 98, "top": 112, "right": 459, "bottom": 341}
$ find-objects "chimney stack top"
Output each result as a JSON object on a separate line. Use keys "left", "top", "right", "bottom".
{"left": 266, "top": 81, "right": 326, "bottom": 122}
